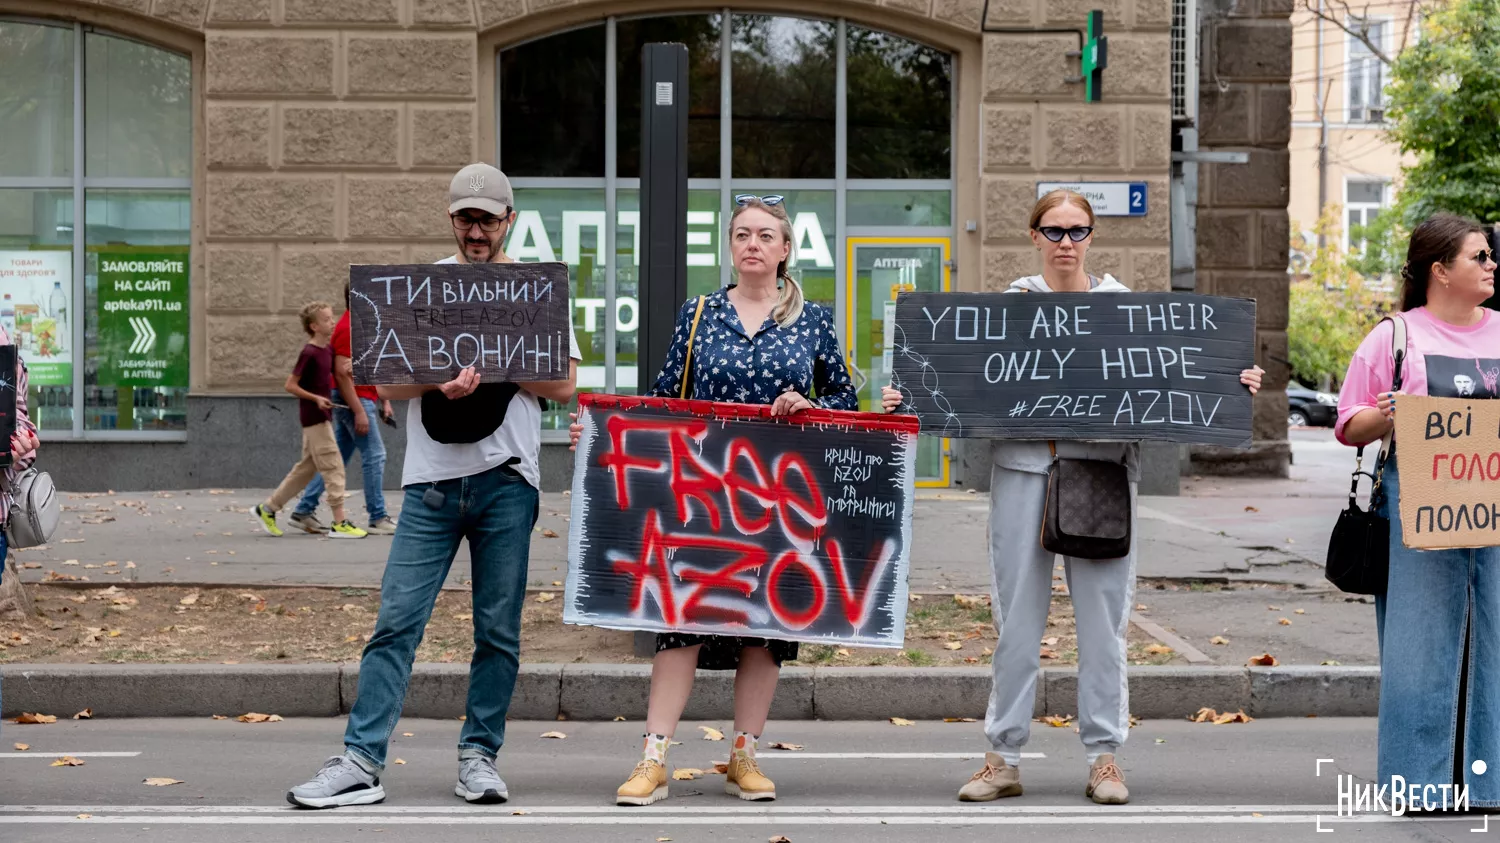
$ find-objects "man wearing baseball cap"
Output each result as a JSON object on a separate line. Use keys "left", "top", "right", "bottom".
{"left": 287, "top": 163, "right": 581, "bottom": 809}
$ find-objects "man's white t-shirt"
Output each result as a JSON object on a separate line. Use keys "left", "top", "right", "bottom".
{"left": 400, "top": 255, "right": 581, "bottom": 491}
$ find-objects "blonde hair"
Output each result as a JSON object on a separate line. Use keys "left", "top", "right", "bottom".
{"left": 1029, "top": 189, "right": 1098, "bottom": 230}
{"left": 729, "top": 198, "right": 805, "bottom": 328}
{"left": 299, "top": 300, "right": 331, "bottom": 336}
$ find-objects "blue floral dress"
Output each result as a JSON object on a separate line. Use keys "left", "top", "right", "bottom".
{"left": 648, "top": 286, "right": 858, "bottom": 669}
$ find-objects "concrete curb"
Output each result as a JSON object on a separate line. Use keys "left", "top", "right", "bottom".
{"left": 0, "top": 664, "right": 1381, "bottom": 720}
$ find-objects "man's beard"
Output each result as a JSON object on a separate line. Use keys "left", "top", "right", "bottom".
{"left": 462, "top": 237, "right": 496, "bottom": 262}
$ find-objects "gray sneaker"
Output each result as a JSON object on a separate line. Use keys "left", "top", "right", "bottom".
{"left": 287, "top": 754, "right": 386, "bottom": 809}
{"left": 455, "top": 755, "right": 509, "bottom": 804}
{"left": 366, "top": 516, "right": 398, "bottom": 535}
{"left": 288, "top": 512, "right": 326, "bottom": 535}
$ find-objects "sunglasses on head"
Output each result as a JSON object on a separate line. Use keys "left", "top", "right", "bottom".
{"left": 734, "top": 194, "right": 784, "bottom": 207}
{"left": 1035, "top": 226, "right": 1094, "bottom": 243}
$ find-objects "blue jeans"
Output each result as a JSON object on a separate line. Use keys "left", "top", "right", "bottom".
{"left": 294, "top": 399, "right": 388, "bottom": 523}
{"left": 343, "top": 464, "right": 538, "bottom": 770}
{"left": 1375, "top": 457, "right": 1500, "bottom": 807}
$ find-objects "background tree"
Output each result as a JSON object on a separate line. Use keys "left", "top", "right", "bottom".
{"left": 1289, "top": 206, "right": 1394, "bottom": 390}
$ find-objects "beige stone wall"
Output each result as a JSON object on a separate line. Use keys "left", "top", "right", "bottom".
{"left": 28, "top": 0, "right": 1173, "bottom": 391}
{"left": 979, "top": 0, "right": 1173, "bottom": 293}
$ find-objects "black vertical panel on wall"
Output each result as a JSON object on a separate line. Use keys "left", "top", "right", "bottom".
{"left": 639, "top": 43, "right": 690, "bottom": 388}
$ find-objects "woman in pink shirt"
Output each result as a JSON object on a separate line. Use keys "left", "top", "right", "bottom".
{"left": 1336, "top": 214, "right": 1499, "bottom": 809}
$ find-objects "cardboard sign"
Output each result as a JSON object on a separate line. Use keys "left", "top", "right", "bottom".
{"left": 1396, "top": 395, "right": 1500, "bottom": 549}
{"left": 0, "top": 345, "right": 16, "bottom": 469}
{"left": 564, "top": 394, "right": 919, "bottom": 648}
{"left": 890, "top": 291, "right": 1257, "bottom": 447}
{"left": 348, "top": 262, "right": 572, "bottom": 386}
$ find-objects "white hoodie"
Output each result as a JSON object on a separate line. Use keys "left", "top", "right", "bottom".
{"left": 990, "top": 273, "right": 1140, "bottom": 481}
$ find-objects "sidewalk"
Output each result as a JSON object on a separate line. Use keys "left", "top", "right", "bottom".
{"left": 9, "top": 430, "right": 1376, "bottom": 669}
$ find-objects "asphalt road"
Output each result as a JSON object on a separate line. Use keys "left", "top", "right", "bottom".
{"left": 1, "top": 715, "right": 1489, "bottom": 842}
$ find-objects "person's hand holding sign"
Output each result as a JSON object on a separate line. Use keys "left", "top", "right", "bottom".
{"left": 771, "top": 390, "right": 814, "bottom": 417}
{"left": 568, "top": 412, "right": 583, "bottom": 452}
{"left": 10, "top": 428, "right": 37, "bottom": 462}
{"left": 440, "top": 367, "right": 480, "bottom": 400}
{"left": 1240, "top": 365, "right": 1265, "bottom": 396}
{"left": 879, "top": 385, "right": 903, "bottom": 414}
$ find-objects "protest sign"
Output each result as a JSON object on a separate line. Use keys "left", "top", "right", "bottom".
{"left": 1396, "top": 395, "right": 1500, "bottom": 549}
{"left": 890, "top": 291, "right": 1257, "bottom": 447}
{"left": 564, "top": 394, "right": 918, "bottom": 647}
{"left": 0, "top": 345, "right": 16, "bottom": 468}
{"left": 348, "top": 262, "right": 572, "bottom": 386}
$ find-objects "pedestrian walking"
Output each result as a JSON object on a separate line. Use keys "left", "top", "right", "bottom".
{"left": 570, "top": 194, "right": 858, "bottom": 806}
{"left": 0, "top": 327, "right": 42, "bottom": 735}
{"left": 882, "top": 189, "right": 1263, "bottom": 805}
{"left": 253, "top": 301, "right": 367, "bottom": 539}
{"left": 1335, "top": 213, "right": 1500, "bottom": 808}
{"left": 286, "top": 163, "right": 580, "bottom": 808}
{"left": 286, "top": 282, "right": 398, "bottom": 536}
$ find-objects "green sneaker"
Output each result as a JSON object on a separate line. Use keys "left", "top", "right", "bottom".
{"left": 328, "top": 520, "right": 368, "bottom": 539}
{"left": 254, "top": 504, "right": 283, "bottom": 537}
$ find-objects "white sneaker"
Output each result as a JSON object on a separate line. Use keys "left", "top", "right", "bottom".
{"left": 366, "top": 517, "right": 398, "bottom": 535}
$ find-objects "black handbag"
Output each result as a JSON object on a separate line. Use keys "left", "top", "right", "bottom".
{"left": 1040, "top": 442, "right": 1132, "bottom": 560}
{"left": 1324, "top": 315, "right": 1406, "bottom": 596}
{"left": 420, "top": 382, "right": 522, "bottom": 444}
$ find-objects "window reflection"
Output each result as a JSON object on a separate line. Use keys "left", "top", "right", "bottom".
{"left": 0, "top": 189, "right": 74, "bottom": 433}
{"left": 730, "top": 15, "right": 835, "bottom": 179}
{"left": 617, "top": 15, "right": 722, "bottom": 179}
{"left": 86, "top": 32, "right": 192, "bottom": 179}
{"left": 500, "top": 26, "right": 607, "bottom": 178}
{"left": 0, "top": 22, "right": 74, "bottom": 178}
{"left": 846, "top": 25, "right": 952, "bottom": 179}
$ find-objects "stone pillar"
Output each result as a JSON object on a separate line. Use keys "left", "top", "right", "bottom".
{"left": 202, "top": 0, "right": 480, "bottom": 391}
{"left": 970, "top": 0, "right": 1176, "bottom": 492}
{"left": 1190, "top": 0, "right": 1293, "bottom": 476}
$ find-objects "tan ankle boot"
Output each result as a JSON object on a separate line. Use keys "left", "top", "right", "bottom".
{"left": 1087, "top": 754, "right": 1130, "bottom": 804}
{"left": 958, "top": 751, "right": 1023, "bottom": 801}
{"left": 725, "top": 754, "right": 776, "bottom": 801}
{"left": 616, "top": 759, "right": 668, "bottom": 806}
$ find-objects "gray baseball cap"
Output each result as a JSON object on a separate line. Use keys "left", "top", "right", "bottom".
{"left": 448, "top": 163, "right": 513, "bottom": 217}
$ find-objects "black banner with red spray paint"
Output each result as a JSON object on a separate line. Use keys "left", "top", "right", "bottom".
{"left": 564, "top": 394, "right": 919, "bottom": 647}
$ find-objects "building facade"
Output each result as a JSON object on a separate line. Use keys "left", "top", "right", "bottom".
{"left": 0, "top": 0, "right": 1285, "bottom": 492}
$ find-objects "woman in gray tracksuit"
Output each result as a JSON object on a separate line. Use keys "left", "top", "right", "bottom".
{"left": 883, "top": 189, "right": 1263, "bottom": 805}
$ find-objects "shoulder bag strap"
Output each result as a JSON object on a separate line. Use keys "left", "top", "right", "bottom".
{"left": 1378, "top": 314, "right": 1408, "bottom": 460}
{"left": 679, "top": 295, "right": 707, "bottom": 400}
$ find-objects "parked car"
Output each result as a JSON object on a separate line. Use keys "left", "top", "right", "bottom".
{"left": 1288, "top": 383, "right": 1338, "bottom": 427}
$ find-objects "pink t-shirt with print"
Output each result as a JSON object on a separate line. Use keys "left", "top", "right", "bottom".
{"left": 1335, "top": 307, "right": 1500, "bottom": 445}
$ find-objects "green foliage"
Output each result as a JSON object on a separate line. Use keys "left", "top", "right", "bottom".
{"left": 1288, "top": 206, "right": 1393, "bottom": 389}
{"left": 1382, "top": 0, "right": 1500, "bottom": 226}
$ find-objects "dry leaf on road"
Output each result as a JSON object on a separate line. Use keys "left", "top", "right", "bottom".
{"left": 1040, "top": 714, "right": 1073, "bottom": 728}
{"left": 210, "top": 715, "right": 228, "bottom": 721}
{"left": 888, "top": 717, "right": 915, "bottom": 727}
{"left": 73, "top": 709, "right": 93, "bottom": 720}
{"left": 1244, "top": 506, "right": 1259, "bottom": 513}
{"left": 13, "top": 743, "right": 30, "bottom": 751}
{"left": 541, "top": 529, "right": 559, "bottom": 538}
{"left": 671, "top": 768, "right": 704, "bottom": 780}
{"left": 142, "top": 778, "right": 184, "bottom": 786}
{"left": 402, "top": 732, "right": 415, "bottom": 737}
{"left": 540, "top": 731, "right": 567, "bottom": 739}
{"left": 943, "top": 717, "right": 977, "bottom": 723}
{"left": 51, "top": 756, "right": 86, "bottom": 767}
{"left": 943, "top": 642, "right": 963, "bottom": 651}
{"left": 1248, "top": 653, "right": 1280, "bottom": 666}
{"left": 15, "top": 713, "right": 57, "bottom": 725}
{"left": 535, "top": 592, "right": 556, "bottom": 603}
{"left": 767, "top": 742, "right": 804, "bottom": 751}
{"left": 236, "top": 712, "right": 283, "bottom": 723}
{"left": 1294, "top": 609, "right": 1306, "bottom": 615}
{"left": 76, "top": 814, "right": 91, "bottom": 819}
{"left": 393, "top": 759, "right": 406, "bottom": 765}
{"left": 179, "top": 592, "right": 199, "bottom": 606}
{"left": 1209, "top": 636, "right": 1230, "bottom": 645}
{"left": 1144, "top": 644, "right": 1174, "bottom": 655}
{"left": 1039, "top": 648, "right": 1059, "bottom": 659}
{"left": 981, "top": 647, "right": 994, "bottom": 657}
{"left": 1191, "top": 707, "right": 1220, "bottom": 723}
{"left": 658, "top": 838, "right": 673, "bottom": 842}
{"left": 1278, "top": 618, "right": 1292, "bottom": 626}
{"left": 613, "top": 716, "right": 626, "bottom": 722}
{"left": 770, "top": 836, "right": 792, "bottom": 842}
{"left": 700, "top": 726, "right": 725, "bottom": 741}
{"left": 1212, "top": 710, "right": 1254, "bottom": 725}
{"left": 711, "top": 761, "right": 729, "bottom": 774}
{"left": 453, "top": 613, "right": 474, "bottom": 621}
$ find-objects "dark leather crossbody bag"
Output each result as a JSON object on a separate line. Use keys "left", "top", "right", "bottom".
{"left": 1040, "top": 442, "right": 1132, "bottom": 560}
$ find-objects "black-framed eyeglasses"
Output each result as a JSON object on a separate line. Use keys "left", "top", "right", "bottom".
{"left": 451, "top": 213, "right": 508, "bottom": 233}
{"left": 1473, "top": 249, "right": 1496, "bottom": 266}
{"left": 1035, "top": 226, "right": 1094, "bottom": 243}
{"left": 734, "top": 194, "right": 784, "bottom": 207}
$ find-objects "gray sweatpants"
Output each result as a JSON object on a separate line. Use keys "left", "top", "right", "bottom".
{"left": 984, "top": 464, "right": 1136, "bottom": 765}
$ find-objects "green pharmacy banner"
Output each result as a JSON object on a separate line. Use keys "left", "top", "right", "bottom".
{"left": 96, "top": 252, "right": 190, "bottom": 389}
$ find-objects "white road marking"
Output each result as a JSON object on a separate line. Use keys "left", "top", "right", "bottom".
{"left": 0, "top": 752, "right": 142, "bottom": 758}
{"left": 0, "top": 804, "right": 1339, "bottom": 815}
{"left": 0, "top": 814, "right": 1450, "bottom": 826}
{"left": 759, "top": 752, "right": 1046, "bottom": 760}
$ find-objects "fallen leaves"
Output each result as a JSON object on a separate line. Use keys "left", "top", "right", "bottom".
{"left": 770, "top": 836, "right": 792, "bottom": 842}
{"left": 393, "top": 759, "right": 406, "bottom": 765}
{"left": 1248, "top": 653, "right": 1280, "bottom": 667}
{"left": 888, "top": 717, "right": 915, "bottom": 727}
{"left": 540, "top": 731, "right": 567, "bottom": 740}
{"left": 1209, "top": 636, "right": 1230, "bottom": 645}
{"left": 13, "top": 743, "right": 30, "bottom": 751}
{"left": 1294, "top": 608, "right": 1306, "bottom": 615}
{"left": 1039, "top": 648, "right": 1059, "bottom": 659}
{"left": 73, "top": 709, "right": 93, "bottom": 720}
{"left": 767, "top": 742, "right": 804, "bottom": 751}
{"left": 1243, "top": 505, "right": 1259, "bottom": 513}
{"left": 1278, "top": 618, "right": 1292, "bottom": 626}
{"left": 142, "top": 778, "right": 184, "bottom": 786}
{"left": 210, "top": 715, "right": 228, "bottom": 721}
{"left": 1144, "top": 644, "right": 1174, "bottom": 655}
{"left": 14, "top": 713, "right": 57, "bottom": 725}
{"left": 612, "top": 716, "right": 626, "bottom": 722}
{"left": 51, "top": 756, "right": 86, "bottom": 766}
{"left": 541, "top": 529, "right": 560, "bottom": 539}
{"left": 1191, "top": 707, "right": 1254, "bottom": 725}
{"left": 1039, "top": 714, "right": 1074, "bottom": 728}
{"left": 535, "top": 592, "right": 556, "bottom": 603}
{"left": 76, "top": 814, "right": 92, "bottom": 820}
{"left": 179, "top": 592, "right": 199, "bottom": 606}
{"left": 671, "top": 768, "right": 704, "bottom": 780}
{"left": 402, "top": 732, "right": 415, "bottom": 737}
{"left": 699, "top": 726, "right": 725, "bottom": 741}
{"left": 943, "top": 717, "right": 977, "bottom": 723}
{"left": 235, "top": 712, "right": 283, "bottom": 723}
{"left": 943, "top": 642, "right": 963, "bottom": 651}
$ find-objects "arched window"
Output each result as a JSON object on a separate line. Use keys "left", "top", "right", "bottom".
{"left": 498, "top": 15, "right": 953, "bottom": 438}
{"left": 0, "top": 19, "right": 191, "bottom": 437}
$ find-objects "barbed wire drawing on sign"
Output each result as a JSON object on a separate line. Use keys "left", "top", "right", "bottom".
{"left": 890, "top": 322, "right": 962, "bottom": 437}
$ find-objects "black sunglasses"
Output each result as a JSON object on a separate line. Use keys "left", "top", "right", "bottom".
{"left": 734, "top": 194, "right": 784, "bottom": 207}
{"left": 1035, "top": 226, "right": 1094, "bottom": 243}
{"left": 1473, "top": 249, "right": 1496, "bottom": 266}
